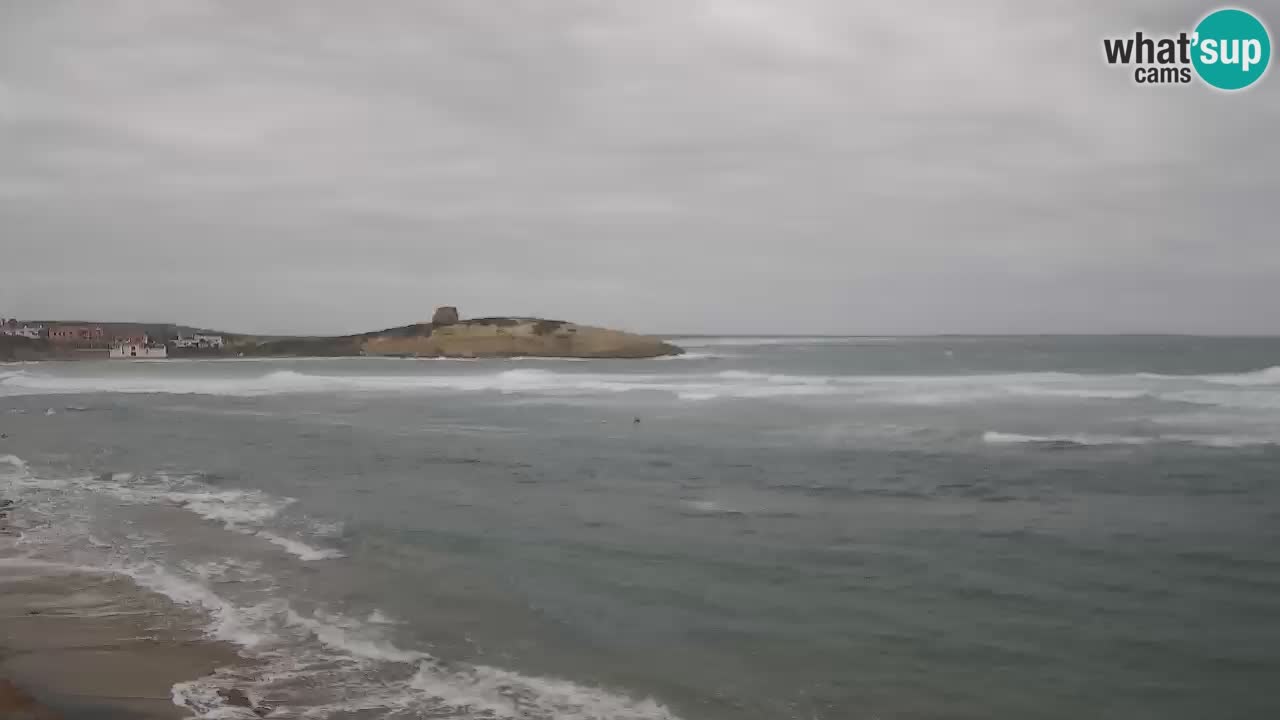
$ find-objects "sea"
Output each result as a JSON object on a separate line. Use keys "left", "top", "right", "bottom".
{"left": 2, "top": 335, "right": 1279, "bottom": 720}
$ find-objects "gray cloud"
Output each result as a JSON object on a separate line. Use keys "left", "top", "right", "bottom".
{"left": 2, "top": 0, "right": 1278, "bottom": 334}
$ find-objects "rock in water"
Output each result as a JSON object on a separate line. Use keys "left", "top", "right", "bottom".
{"left": 431, "top": 306, "right": 460, "bottom": 325}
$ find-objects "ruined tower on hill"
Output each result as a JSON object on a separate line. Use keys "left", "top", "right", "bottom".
{"left": 431, "top": 306, "right": 459, "bottom": 326}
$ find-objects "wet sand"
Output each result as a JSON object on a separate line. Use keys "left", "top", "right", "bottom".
{"left": 0, "top": 559, "right": 243, "bottom": 719}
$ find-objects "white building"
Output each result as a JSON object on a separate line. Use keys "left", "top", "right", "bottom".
{"left": 173, "top": 333, "right": 224, "bottom": 349}
{"left": 110, "top": 342, "right": 168, "bottom": 359}
{"left": 194, "top": 333, "right": 224, "bottom": 348}
{"left": 1, "top": 320, "right": 42, "bottom": 338}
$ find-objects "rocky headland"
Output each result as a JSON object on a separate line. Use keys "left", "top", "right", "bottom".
{"left": 241, "top": 307, "right": 683, "bottom": 359}
{"left": 1, "top": 308, "right": 683, "bottom": 360}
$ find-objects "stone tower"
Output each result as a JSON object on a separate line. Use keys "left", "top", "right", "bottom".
{"left": 431, "top": 306, "right": 460, "bottom": 325}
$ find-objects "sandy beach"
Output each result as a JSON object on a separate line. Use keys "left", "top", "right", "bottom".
{"left": 0, "top": 529, "right": 246, "bottom": 719}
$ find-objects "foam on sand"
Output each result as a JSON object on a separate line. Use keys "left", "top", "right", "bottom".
{"left": 152, "top": 575, "right": 682, "bottom": 719}
{"left": 3, "top": 457, "right": 344, "bottom": 564}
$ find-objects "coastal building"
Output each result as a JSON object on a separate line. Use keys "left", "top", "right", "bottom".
{"left": 194, "top": 333, "right": 224, "bottom": 348}
{"left": 48, "top": 324, "right": 106, "bottom": 346}
{"left": 173, "top": 333, "right": 224, "bottom": 349}
{"left": 112, "top": 328, "right": 149, "bottom": 347}
{"left": 110, "top": 342, "right": 168, "bottom": 359}
{"left": 1, "top": 320, "right": 45, "bottom": 339}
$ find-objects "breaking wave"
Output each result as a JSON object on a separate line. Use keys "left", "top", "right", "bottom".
{"left": 670, "top": 336, "right": 859, "bottom": 347}
{"left": 983, "top": 432, "right": 1153, "bottom": 447}
{"left": 2, "top": 456, "right": 680, "bottom": 719}
{"left": 4, "top": 364, "right": 1280, "bottom": 410}
{"left": 1140, "top": 366, "right": 1280, "bottom": 387}
{"left": 2, "top": 458, "right": 343, "bottom": 563}
{"left": 982, "top": 431, "right": 1277, "bottom": 448}
{"left": 146, "top": 565, "right": 681, "bottom": 719}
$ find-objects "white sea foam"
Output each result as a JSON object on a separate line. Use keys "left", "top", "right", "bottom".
{"left": 983, "top": 431, "right": 1277, "bottom": 448}
{"left": 982, "top": 431, "right": 1153, "bottom": 446}
{"left": 0, "top": 453, "right": 30, "bottom": 476}
{"left": 1006, "top": 386, "right": 1148, "bottom": 400}
{"left": 367, "top": 609, "right": 399, "bottom": 625}
{"left": 256, "top": 531, "right": 344, "bottom": 561}
{"left": 7, "top": 463, "right": 342, "bottom": 564}
{"left": 407, "top": 661, "right": 681, "bottom": 720}
{"left": 1157, "top": 389, "right": 1280, "bottom": 410}
{"left": 1201, "top": 366, "right": 1280, "bottom": 386}
{"left": 131, "top": 562, "right": 684, "bottom": 720}
{"left": 1163, "top": 434, "right": 1278, "bottom": 448}
{"left": 98, "top": 483, "right": 292, "bottom": 529}
{"left": 672, "top": 336, "right": 864, "bottom": 347}
{"left": 680, "top": 499, "right": 744, "bottom": 515}
{"left": 5, "top": 363, "right": 1280, "bottom": 415}
{"left": 103, "top": 549, "right": 682, "bottom": 720}
{"left": 1140, "top": 366, "right": 1280, "bottom": 386}
{"left": 171, "top": 681, "right": 258, "bottom": 720}
{"left": 119, "top": 561, "right": 275, "bottom": 648}
{"left": 285, "top": 609, "right": 427, "bottom": 664}
{"left": 178, "top": 490, "right": 292, "bottom": 527}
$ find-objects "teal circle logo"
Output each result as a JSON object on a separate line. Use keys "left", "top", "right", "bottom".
{"left": 1192, "top": 8, "right": 1271, "bottom": 90}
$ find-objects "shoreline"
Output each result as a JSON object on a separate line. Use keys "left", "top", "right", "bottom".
{"left": 0, "top": 520, "right": 252, "bottom": 719}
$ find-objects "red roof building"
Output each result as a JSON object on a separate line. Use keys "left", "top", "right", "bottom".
{"left": 48, "top": 324, "right": 106, "bottom": 346}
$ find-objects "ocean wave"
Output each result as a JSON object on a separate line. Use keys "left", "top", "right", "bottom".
{"left": 1140, "top": 366, "right": 1280, "bottom": 387}
{"left": 3, "top": 458, "right": 675, "bottom": 719}
{"left": 257, "top": 532, "right": 345, "bottom": 561}
{"left": 983, "top": 431, "right": 1277, "bottom": 448}
{"left": 4, "top": 365, "right": 1280, "bottom": 411}
{"left": 0, "top": 453, "right": 30, "bottom": 476}
{"left": 4, "top": 460, "right": 343, "bottom": 563}
{"left": 98, "top": 483, "right": 294, "bottom": 528}
{"left": 105, "top": 481, "right": 346, "bottom": 562}
{"left": 1005, "top": 386, "right": 1149, "bottom": 400}
{"left": 121, "top": 561, "right": 276, "bottom": 648}
{"left": 3, "top": 503, "right": 674, "bottom": 718}
{"left": 149, "top": 570, "right": 681, "bottom": 719}
{"left": 1157, "top": 389, "right": 1280, "bottom": 410}
{"left": 407, "top": 661, "right": 679, "bottom": 720}
{"left": 982, "top": 431, "right": 1153, "bottom": 447}
{"left": 668, "top": 336, "right": 861, "bottom": 348}
{"left": 679, "top": 499, "right": 745, "bottom": 516}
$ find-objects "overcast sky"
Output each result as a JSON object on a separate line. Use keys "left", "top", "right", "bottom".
{"left": 1, "top": 0, "right": 1278, "bottom": 335}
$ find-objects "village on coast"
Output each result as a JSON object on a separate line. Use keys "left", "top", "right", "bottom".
{"left": 0, "top": 318, "right": 224, "bottom": 359}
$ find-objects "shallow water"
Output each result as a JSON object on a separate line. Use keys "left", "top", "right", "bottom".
{"left": 2, "top": 336, "right": 1280, "bottom": 719}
